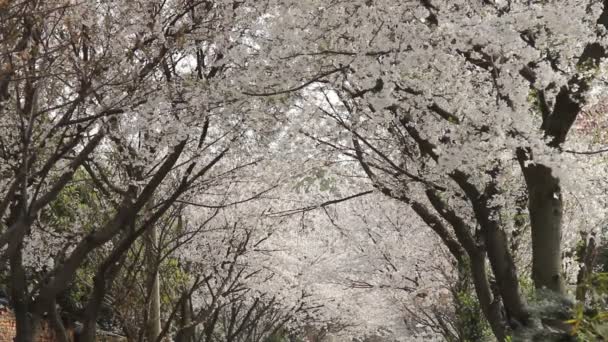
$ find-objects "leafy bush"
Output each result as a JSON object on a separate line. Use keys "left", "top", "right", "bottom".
{"left": 567, "top": 272, "right": 608, "bottom": 341}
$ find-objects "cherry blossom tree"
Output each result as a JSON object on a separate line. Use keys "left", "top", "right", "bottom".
{"left": 248, "top": 150, "right": 461, "bottom": 340}
{"left": 3, "top": 0, "right": 608, "bottom": 341}
{"left": 0, "top": 0, "right": 276, "bottom": 340}
{"left": 244, "top": 0, "right": 608, "bottom": 340}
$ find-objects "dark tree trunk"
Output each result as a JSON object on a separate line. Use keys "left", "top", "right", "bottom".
{"left": 48, "top": 299, "right": 70, "bottom": 342}
{"left": 176, "top": 296, "right": 195, "bottom": 342}
{"left": 517, "top": 152, "right": 565, "bottom": 294}
{"left": 469, "top": 251, "right": 506, "bottom": 341}
{"left": 10, "top": 246, "right": 35, "bottom": 342}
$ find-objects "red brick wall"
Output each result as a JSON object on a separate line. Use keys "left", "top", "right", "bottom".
{"left": 0, "top": 308, "right": 127, "bottom": 342}
{"left": 0, "top": 308, "right": 73, "bottom": 342}
{"left": 0, "top": 308, "right": 16, "bottom": 342}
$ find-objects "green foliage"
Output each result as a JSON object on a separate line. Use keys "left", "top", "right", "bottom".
{"left": 57, "top": 270, "right": 94, "bottom": 322}
{"left": 452, "top": 259, "right": 492, "bottom": 342}
{"left": 159, "top": 257, "right": 191, "bottom": 306}
{"left": 454, "top": 289, "right": 490, "bottom": 341}
{"left": 40, "top": 167, "right": 104, "bottom": 233}
{"left": 519, "top": 276, "right": 536, "bottom": 301}
{"left": 575, "top": 55, "right": 601, "bottom": 85}
{"left": 526, "top": 88, "right": 543, "bottom": 117}
{"left": 33, "top": 169, "right": 112, "bottom": 318}
{"left": 567, "top": 272, "right": 608, "bottom": 341}
{"left": 294, "top": 167, "right": 336, "bottom": 193}
{"left": 264, "top": 329, "right": 291, "bottom": 342}
{"left": 575, "top": 59, "right": 598, "bottom": 75}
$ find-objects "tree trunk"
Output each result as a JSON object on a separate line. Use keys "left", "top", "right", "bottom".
{"left": 481, "top": 221, "right": 531, "bottom": 331}
{"left": 576, "top": 235, "right": 596, "bottom": 301}
{"left": 48, "top": 299, "right": 70, "bottom": 342}
{"left": 468, "top": 251, "right": 506, "bottom": 341}
{"left": 518, "top": 159, "right": 565, "bottom": 294}
{"left": 175, "top": 296, "right": 194, "bottom": 342}
{"left": 145, "top": 223, "right": 161, "bottom": 342}
{"left": 453, "top": 256, "right": 497, "bottom": 342}
{"left": 79, "top": 272, "right": 106, "bottom": 342}
{"left": 10, "top": 246, "right": 35, "bottom": 342}
{"left": 80, "top": 233, "right": 131, "bottom": 342}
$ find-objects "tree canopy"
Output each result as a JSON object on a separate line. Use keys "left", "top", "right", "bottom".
{"left": 1, "top": 0, "right": 608, "bottom": 341}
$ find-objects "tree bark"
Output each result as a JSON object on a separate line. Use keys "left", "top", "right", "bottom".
{"left": 425, "top": 189, "right": 507, "bottom": 339}
{"left": 145, "top": 223, "right": 161, "bottom": 342}
{"left": 80, "top": 237, "right": 131, "bottom": 342}
{"left": 469, "top": 251, "right": 506, "bottom": 341}
{"left": 517, "top": 150, "right": 565, "bottom": 294}
{"left": 175, "top": 296, "right": 194, "bottom": 342}
{"left": 576, "top": 235, "right": 596, "bottom": 301}
{"left": 79, "top": 272, "right": 105, "bottom": 342}
{"left": 482, "top": 218, "right": 530, "bottom": 326}
{"left": 48, "top": 299, "right": 70, "bottom": 342}
{"left": 10, "top": 246, "right": 35, "bottom": 342}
